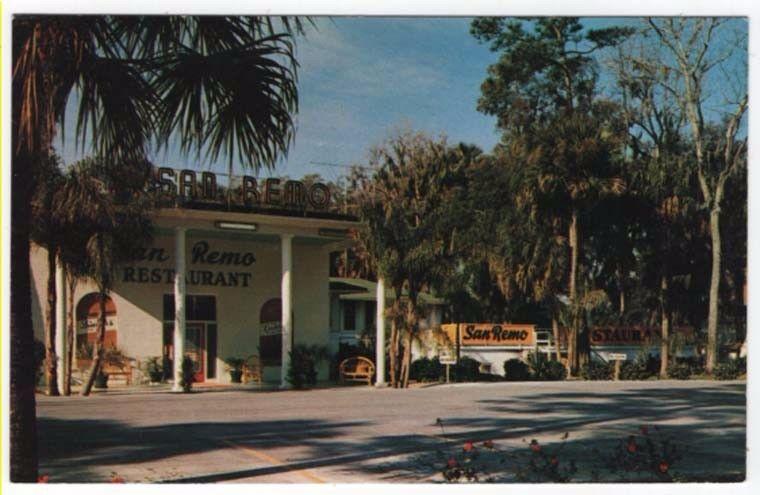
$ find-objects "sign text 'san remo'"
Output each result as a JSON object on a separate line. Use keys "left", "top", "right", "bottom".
{"left": 441, "top": 323, "right": 536, "bottom": 347}
{"left": 154, "top": 167, "right": 331, "bottom": 210}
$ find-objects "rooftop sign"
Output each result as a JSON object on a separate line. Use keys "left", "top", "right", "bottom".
{"left": 152, "top": 167, "right": 332, "bottom": 211}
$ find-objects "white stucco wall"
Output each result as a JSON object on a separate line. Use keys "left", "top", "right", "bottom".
{"left": 29, "top": 231, "right": 332, "bottom": 384}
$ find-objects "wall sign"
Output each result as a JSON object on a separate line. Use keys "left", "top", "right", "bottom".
{"left": 122, "top": 240, "right": 254, "bottom": 288}
{"left": 589, "top": 326, "right": 694, "bottom": 345}
{"left": 441, "top": 323, "right": 536, "bottom": 347}
{"left": 153, "top": 167, "right": 332, "bottom": 211}
{"left": 259, "top": 298, "right": 282, "bottom": 366}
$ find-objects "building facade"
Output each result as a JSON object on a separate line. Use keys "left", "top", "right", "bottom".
{"left": 30, "top": 169, "right": 363, "bottom": 388}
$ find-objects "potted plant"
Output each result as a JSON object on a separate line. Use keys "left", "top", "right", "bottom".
{"left": 224, "top": 357, "right": 245, "bottom": 383}
{"left": 180, "top": 355, "right": 195, "bottom": 392}
{"left": 143, "top": 356, "right": 164, "bottom": 383}
{"left": 94, "top": 370, "right": 109, "bottom": 389}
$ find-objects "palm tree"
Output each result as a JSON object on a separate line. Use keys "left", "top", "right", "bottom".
{"left": 354, "top": 132, "right": 470, "bottom": 388}
{"left": 11, "top": 15, "right": 306, "bottom": 480}
{"left": 30, "top": 153, "right": 66, "bottom": 396}
{"left": 55, "top": 157, "right": 155, "bottom": 396}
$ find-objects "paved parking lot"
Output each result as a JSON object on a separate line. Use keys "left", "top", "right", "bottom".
{"left": 36, "top": 380, "right": 746, "bottom": 483}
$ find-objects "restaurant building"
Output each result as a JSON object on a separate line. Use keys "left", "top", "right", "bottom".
{"left": 28, "top": 167, "right": 382, "bottom": 389}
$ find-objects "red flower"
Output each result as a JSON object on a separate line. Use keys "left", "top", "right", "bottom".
{"left": 550, "top": 456, "right": 559, "bottom": 466}
{"left": 463, "top": 441, "right": 474, "bottom": 452}
{"left": 530, "top": 439, "right": 541, "bottom": 452}
{"left": 483, "top": 440, "right": 495, "bottom": 449}
{"left": 626, "top": 436, "right": 637, "bottom": 453}
{"left": 640, "top": 425, "right": 649, "bottom": 435}
{"left": 110, "top": 475, "right": 125, "bottom": 483}
{"left": 659, "top": 461, "right": 669, "bottom": 473}
{"left": 447, "top": 457, "right": 458, "bottom": 469}
{"left": 37, "top": 475, "right": 50, "bottom": 483}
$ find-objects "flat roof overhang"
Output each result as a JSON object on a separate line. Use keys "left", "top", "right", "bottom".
{"left": 153, "top": 207, "right": 359, "bottom": 249}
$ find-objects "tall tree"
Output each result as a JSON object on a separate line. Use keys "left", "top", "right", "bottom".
{"left": 635, "top": 18, "right": 747, "bottom": 373}
{"left": 354, "top": 131, "right": 470, "bottom": 388}
{"left": 11, "top": 15, "right": 306, "bottom": 480}
{"left": 29, "top": 153, "right": 66, "bottom": 396}
{"left": 471, "top": 17, "right": 631, "bottom": 375}
{"left": 55, "top": 157, "right": 155, "bottom": 396}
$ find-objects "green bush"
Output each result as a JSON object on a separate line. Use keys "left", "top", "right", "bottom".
{"left": 666, "top": 361, "right": 692, "bottom": 380}
{"left": 620, "top": 353, "right": 659, "bottom": 381}
{"left": 287, "top": 344, "right": 329, "bottom": 389}
{"left": 713, "top": 359, "right": 743, "bottom": 380}
{"left": 453, "top": 356, "right": 481, "bottom": 382}
{"left": 410, "top": 357, "right": 444, "bottom": 382}
{"left": 580, "top": 360, "right": 613, "bottom": 380}
{"left": 526, "top": 352, "right": 567, "bottom": 381}
{"left": 224, "top": 356, "right": 245, "bottom": 383}
{"left": 142, "top": 356, "right": 164, "bottom": 383}
{"left": 543, "top": 361, "right": 568, "bottom": 381}
{"left": 504, "top": 358, "right": 531, "bottom": 381}
{"left": 179, "top": 355, "right": 195, "bottom": 392}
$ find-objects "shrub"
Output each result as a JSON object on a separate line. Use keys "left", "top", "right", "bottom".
{"left": 94, "top": 370, "right": 109, "bottom": 389}
{"left": 179, "top": 355, "right": 195, "bottom": 392}
{"left": 581, "top": 360, "right": 613, "bottom": 380}
{"left": 504, "top": 358, "right": 531, "bottom": 381}
{"left": 527, "top": 352, "right": 567, "bottom": 381}
{"left": 620, "top": 353, "right": 659, "bottom": 381}
{"left": 287, "top": 344, "right": 329, "bottom": 389}
{"left": 410, "top": 357, "right": 444, "bottom": 382}
{"left": 666, "top": 361, "right": 692, "bottom": 380}
{"left": 543, "top": 361, "right": 568, "bottom": 381}
{"left": 453, "top": 356, "right": 481, "bottom": 382}
{"left": 713, "top": 359, "right": 742, "bottom": 380}
{"left": 142, "top": 356, "right": 164, "bottom": 383}
{"left": 224, "top": 357, "right": 245, "bottom": 383}
{"left": 596, "top": 424, "right": 684, "bottom": 482}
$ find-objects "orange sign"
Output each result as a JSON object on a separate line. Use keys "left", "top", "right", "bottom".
{"left": 442, "top": 323, "right": 535, "bottom": 347}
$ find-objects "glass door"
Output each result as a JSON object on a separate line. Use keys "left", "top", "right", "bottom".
{"left": 185, "top": 323, "right": 206, "bottom": 382}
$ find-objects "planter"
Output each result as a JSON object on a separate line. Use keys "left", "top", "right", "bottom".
{"left": 229, "top": 369, "right": 243, "bottom": 383}
{"left": 148, "top": 371, "right": 163, "bottom": 383}
{"left": 94, "top": 372, "right": 109, "bottom": 389}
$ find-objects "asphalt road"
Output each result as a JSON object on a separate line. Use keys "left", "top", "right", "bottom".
{"left": 36, "top": 380, "right": 746, "bottom": 483}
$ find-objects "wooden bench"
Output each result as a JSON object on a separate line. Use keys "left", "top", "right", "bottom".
{"left": 242, "top": 355, "right": 262, "bottom": 384}
{"left": 102, "top": 360, "right": 133, "bottom": 385}
{"left": 339, "top": 356, "right": 375, "bottom": 385}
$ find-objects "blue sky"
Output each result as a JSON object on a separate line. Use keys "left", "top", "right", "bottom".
{"left": 54, "top": 16, "right": 747, "bottom": 184}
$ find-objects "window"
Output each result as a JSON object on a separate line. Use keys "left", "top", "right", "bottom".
{"left": 343, "top": 301, "right": 357, "bottom": 331}
{"left": 163, "top": 294, "right": 217, "bottom": 321}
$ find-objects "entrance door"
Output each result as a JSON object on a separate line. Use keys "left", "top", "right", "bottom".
{"left": 185, "top": 323, "right": 205, "bottom": 383}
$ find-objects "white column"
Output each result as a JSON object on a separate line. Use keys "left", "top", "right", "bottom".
{"left": 375, "top": 277, "right": 386, "bottom": 387}
{"left": 55, "top": 260, "right": 67, "bottom": 392}
{"left": 172, "top": 227, "right": 187, "bottom": 392}
{"left": 280, "top": 234, "right": 294, "bottom": 389}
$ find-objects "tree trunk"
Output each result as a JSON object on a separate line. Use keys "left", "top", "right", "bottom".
{"left": 551, "top": 317, "right": 561, "bottom": 362}
{"left": 568, "top": 208, "right": 580, "bottom": 375}
{"left": 10, "top": 151, "right": 39, "bottom": 482}
{"left": 389, "top": 319, "right": 398, "bottom": 388}
{"left": 401, "top": 332, "right": 412, "bottom": 389}
{"left": 577, "top": 308, "right": 590, "bottom": 368}
{"left": 63, "top": 275, "right": 77, "bottom": 396}
{"left": 659, "top": 275, "right": 670, "bottom": 378}
{"left": 706, "top": 207, "right": 722, "bottom": 374}
{"left": 44, "top": 248, "right": 60, "bottom": 396}
{"left": 81, "top": 291, "right": 107, "bottom": 396}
